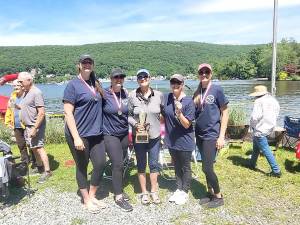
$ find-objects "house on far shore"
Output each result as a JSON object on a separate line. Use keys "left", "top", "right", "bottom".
{"left": 46, "top": 74, "right": 56, "bottom": 78}
{"left": 283, "top": 64, "right": 300, "bottom": 75}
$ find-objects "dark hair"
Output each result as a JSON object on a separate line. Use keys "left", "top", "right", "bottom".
{"left": 90, "top": 71, "right": 105, "bottom": 98}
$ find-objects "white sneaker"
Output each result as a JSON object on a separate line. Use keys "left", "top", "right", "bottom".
{"left": 168, "top": 189, "right": 181, "bottom": 202}
{"left": 175, "top": 191, "right": 189, "bottom": 205}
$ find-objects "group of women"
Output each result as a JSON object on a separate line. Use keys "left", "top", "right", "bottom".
{"left": 63, "top": 54, "right": 228, "bottom": 213}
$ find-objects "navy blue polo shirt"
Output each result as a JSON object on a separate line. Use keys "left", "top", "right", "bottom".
{"left": 195, "top": 84, "right": 229, "bottom": 140}
{"left": 163, "top": 93, "right": 195, "bottom": 151}
{"left": 63, "top": 77, "right": 103, "bottom": 138}
{"left": 103, "top": 88, "right": 129, "bottom": 136}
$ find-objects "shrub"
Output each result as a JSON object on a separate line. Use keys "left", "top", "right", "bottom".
{"left": 290, "top": 75, "right": 300, "bottom": 81}
{"left": 228, "top": 105, "right": 247, "bottom": 126}
{"left": 0, "top": 122, "right": 13, "bottom": 144}
{"left": 45, "top": 118, "right": 66, "bottom": 144}
{"left": 278, "top": 71, "right": 288, "bottom": 80}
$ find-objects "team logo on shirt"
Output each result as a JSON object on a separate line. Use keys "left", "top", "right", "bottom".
{"left": 205, "top": 95, "right": 215, "bottom": 104}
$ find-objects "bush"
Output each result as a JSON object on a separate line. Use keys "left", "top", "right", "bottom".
{"left": 228, "top": 106, "right": 247, "bottom": 126}
{"left": 290, "top": 75, "right": 300, "bottom": 81}
{"left": 278, "top": 71, "right": 288, "bottom": 80}
{"left": 0, "top": 122, "right": 13, "bottom": 144}
{"left": 45, "top": 118, "right": 66, "bottom": 144}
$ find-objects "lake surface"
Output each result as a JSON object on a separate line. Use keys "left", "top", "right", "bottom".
{"left": 1, "top": 80, "right": 299, "bottom": 126}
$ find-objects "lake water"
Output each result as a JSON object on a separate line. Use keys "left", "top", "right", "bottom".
{"left": 1, "top": 80, "right": 299, "bottom": 126}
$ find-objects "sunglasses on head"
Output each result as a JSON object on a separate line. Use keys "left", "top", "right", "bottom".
{"left": 198, "top": 69, "right": 211, "bottom": 75}
{"left": 81, "top": 60, "right": 93, "bottom": 65}
{"left": 170, "top": 79, "right": 182, "bottom": 85}
{"left": 137, "top": 73, "right": 149, "bottom": 80}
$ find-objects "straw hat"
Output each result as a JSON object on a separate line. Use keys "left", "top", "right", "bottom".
{"left": 249, "top": 85, "right": 269, "bottom": 97}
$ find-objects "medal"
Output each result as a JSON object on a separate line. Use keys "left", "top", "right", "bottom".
{"left": 118, "top": 110, "right": 122, "bottom": 116}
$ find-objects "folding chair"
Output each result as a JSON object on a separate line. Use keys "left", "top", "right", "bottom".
{"left": 283, "top": 116, "right": 300, "bottom": 149}
{"left": 0, "top": 140, "right": 29, "bottom": 201}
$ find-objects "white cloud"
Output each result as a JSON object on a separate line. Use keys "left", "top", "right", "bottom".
{"left": 185, "top": 0, "right": 300, "bottom": 14}
{"left": 0, "top": 1, "right": 299, "bottom": 46}
{"left": 7, "top": 21, "right": 24, "bottom": 31}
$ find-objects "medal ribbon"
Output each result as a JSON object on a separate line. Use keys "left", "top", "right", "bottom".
{"left": 111, "top": 89, "right": 122, "bottom": 112}
{"left": 199, "top": 82, "right": 211, "bottom": 109}
{"left": 78, "top": 74, "right": 96, "bottom": 96}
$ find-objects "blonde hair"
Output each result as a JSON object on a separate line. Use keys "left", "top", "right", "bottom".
{"left": 193, "top": 83, "right": 201, "bottom": 105}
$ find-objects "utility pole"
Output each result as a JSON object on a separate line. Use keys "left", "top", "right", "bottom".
{"left": 271, "top": 0, "right": 278, "bottom": 96}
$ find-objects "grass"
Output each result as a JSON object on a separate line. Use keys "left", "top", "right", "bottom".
{"left": 7, "top": 142, "right": 300, "bottom": 224}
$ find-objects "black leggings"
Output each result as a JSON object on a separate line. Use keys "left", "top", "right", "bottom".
{"left": 169, "top": 150, "right": 192, "bottom": 193}
{"left": 104, "top": 134, "right": 128, "bottom": 196}
{"left": 66, "top": 134, "right": 106, "bottom": 189}
{"left": 196, "top": 138, "right": 220, "bottom": 194}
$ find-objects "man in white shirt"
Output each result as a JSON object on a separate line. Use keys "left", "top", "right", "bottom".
{"left": 248, "top": 85, "right": 281, "bottom": 177}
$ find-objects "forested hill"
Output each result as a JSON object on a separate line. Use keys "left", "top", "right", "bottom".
{"left": 0, "top": 41, "right": 260, "bottom": 78}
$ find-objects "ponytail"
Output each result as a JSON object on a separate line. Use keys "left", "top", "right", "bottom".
{"left": 90, "top": 71, "right": 105, "bottom": 98}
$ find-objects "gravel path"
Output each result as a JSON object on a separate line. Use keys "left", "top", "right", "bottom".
{"left": 1, "top": 187, "right": 299, "bottom": 225}
{"left": 1, "top": 188, "right": 207, "bottom": 225}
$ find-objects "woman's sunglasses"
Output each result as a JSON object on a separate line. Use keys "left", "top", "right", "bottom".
{"left": 81, "top": 60, "right": 93, "bottom": 65}
{"left": 137, "top": 74, "right": 149, "bottom": 80}
{"left": 170, "top": 80, "right": 182, "bottom": 85}
{"left": 113, "top": 75, "right": 125, "bottom": 79}
{"left": 198, "top": 69, "right": 211, "bottom": 75}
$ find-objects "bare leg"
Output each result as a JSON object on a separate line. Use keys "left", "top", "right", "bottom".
{"left": 89, "top": 185, "right": 98, "bottom": 199}
{"left": 150, "top": 172, "right": 159, "bottom": 192}
{"left": 138, "top": 173, "right": 147, "bottom": 193}
{"left": 89, "top": 185, "right": 106, "bottom": 208}
{"left": 80, "top": 188, "right": 91, "bottom": 205}
{"left": 34, "top": 147, "right": 50, "bottom": 171}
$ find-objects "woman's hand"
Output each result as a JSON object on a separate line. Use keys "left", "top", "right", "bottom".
{"left": 74, "top": 137, "right": 85, "bottom": 151}
{"left": 216, "top": 136, "right": 225, "bottom": 150}
{"left": 135, "top": 123, "right": 145, "bottom": 132}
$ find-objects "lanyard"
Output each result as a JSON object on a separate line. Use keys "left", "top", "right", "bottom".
{"left": 199, "top": 82, "right": 211, "bottom": 110}
{"left": 78, "top": 74, "right": 96, "bottom": 96}
{"left": 111, "top": 89, "right": 122, "bottom": 111}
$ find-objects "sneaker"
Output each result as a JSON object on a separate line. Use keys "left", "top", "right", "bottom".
{"left": 175, "top": 191, "right": 189, "bottom": 205}
{"left": 199, "top": 192, "right": 213, "bottom": 205}
{"left": 37, "top": 171, "right": 52, "bottom": 184}
{"left": 29, "top": 167, "right": 42, "bottom": 176}
{"left": 205, "top": 196, "right": 224, "bottom": 208}
{"left": 169, "top": 189, "right": 181, "bottom": 202}
{"left": 115, "top": 197, "right": 133, "bottom": 212}
{"left": 122, "top": 192, "right": 130, "bottom": 201}
{"left": 267, "top": 171, "right": 282, "bottom": 178}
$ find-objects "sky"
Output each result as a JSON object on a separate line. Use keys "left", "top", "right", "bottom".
{"left": 0, "top": 0, "right": 299, "bottom": 46}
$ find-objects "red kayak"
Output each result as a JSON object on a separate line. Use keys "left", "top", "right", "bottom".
{"left": 0, "top": 73, "right": 18, "bottom": 118}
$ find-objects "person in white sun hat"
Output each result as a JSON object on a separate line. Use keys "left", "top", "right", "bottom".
{"left": 248, "top": 85, "right": 281, "bottom": 178}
